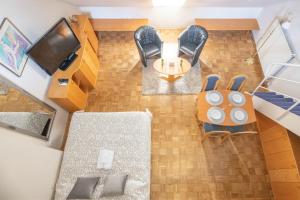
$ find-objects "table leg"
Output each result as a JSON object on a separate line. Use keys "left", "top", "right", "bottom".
{"left": 159, "top": 75, "right": 182, "bottom": 82}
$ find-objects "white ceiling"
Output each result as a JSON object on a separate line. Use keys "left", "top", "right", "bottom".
{"left": 62, "top": 0, "right": 289, "bottom": 7}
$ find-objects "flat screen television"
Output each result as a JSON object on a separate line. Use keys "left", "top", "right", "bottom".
{"left": 27, "top": 18, "right": 81, "bottom": 75}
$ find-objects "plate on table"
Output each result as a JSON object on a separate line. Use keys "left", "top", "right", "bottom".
{"left": 228, "top": 91, "right": 246, "bottom": 106}
{"left": 207, "top": 107, "right": 225, "bottom": 124}
{"left": 205, "top": 91, "right": 224, "bottom": 106}
{"left": 230, "top": 108, "right": 248, "bottom": 125}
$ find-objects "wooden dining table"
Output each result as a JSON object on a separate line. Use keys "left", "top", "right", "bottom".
{"left": 197, "top": 90, "right": 256, "bottom": 126}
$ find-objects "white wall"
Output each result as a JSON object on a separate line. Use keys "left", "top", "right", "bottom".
{"left": 253, "top": 1, "right": 300, "bottom": 99}
{"left": 253, "top": 1, "right": 300, "bottom": 57}
{"left": 63, "top": 0, "right": 288, "bottom": 7}
{"left": 0, "top": 127, "right": 62, "bottom": 200}
{"left": 80, "top": 6, "right": 262, "bottom": 28}
{"left": 0, "top": 0, "right": 80, "bottom": 148}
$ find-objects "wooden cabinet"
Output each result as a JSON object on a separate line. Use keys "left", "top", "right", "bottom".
{"left": 75, "top": 15, "right": 99, "bottom": 52}
{"left": 47, "top": 15, "right": 100, "bottom": 112}
{"left": 256, "top": 112, "right": 300, "bottom": 200}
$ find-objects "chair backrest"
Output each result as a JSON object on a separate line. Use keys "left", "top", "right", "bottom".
{"left": 202, "top": 74, "right": 221, "bottom": 92}
{"left": 202, "top": 123, "right": 231, "bottom": 136}
{"left": 224, "top": 125, "right": 244, "bottom": 133}
{"left": 203, "top": 123, "right": 223, "bottom": 132}
{"left": 186, "top": 25, "right": 208, "bottom": 46}
{"left": 227, "top": 75, "right": 247, "bottom": 91}
{"left": 134, "top": 26, "right": 157, "bottom": 47}
{"left": 224, "top": 125, "right": 257, "bottom": 135}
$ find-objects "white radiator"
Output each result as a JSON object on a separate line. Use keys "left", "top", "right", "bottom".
{"left": 257, "top": 19, "right": 295, "bottom": 76}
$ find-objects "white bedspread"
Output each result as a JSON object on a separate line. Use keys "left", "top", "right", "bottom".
{"left": 54, "top": 112, "right": 152, "bottom": 200}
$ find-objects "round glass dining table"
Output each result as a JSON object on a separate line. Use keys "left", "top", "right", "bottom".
{"left": 196, "top": 90, "right": 256, "bottom": 126}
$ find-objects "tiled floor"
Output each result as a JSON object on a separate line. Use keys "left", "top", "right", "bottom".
{"left": 86, "top": 30, "right": 273, "bottom": 199}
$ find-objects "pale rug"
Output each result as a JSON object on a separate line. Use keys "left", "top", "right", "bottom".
{"left": 142, "top": 59, "right": 202, "bottom": 95}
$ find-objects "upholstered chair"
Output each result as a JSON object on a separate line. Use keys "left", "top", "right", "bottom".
{"left": 226, "top": 75, "right": 247, "bottom": 91}
{"left": 201, "top": 123, "right": 230, "bottom": 143}
{"left": 178, "top": 25, "right": 208, "bottom": 66}
{"left": 201, "top": 74, "right": 221, "bottom": 92}
{"left": 134, "top": 26, "right": 163, "bottom": 67}
{"left": 221, "top": 125, "right": 258, "bottom": 141}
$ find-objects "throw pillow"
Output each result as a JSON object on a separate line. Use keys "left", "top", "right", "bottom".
{"left": 100, "top": 175, "right": 128, "bottom": 197}
{"left": 67, "top": 177, "right": 100, "bottom": 199}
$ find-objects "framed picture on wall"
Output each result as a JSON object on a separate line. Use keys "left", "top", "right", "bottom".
{"left": 0, "top": 18, "right": 31, "bottom": 77}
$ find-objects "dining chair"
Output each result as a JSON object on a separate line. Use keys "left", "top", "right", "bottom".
{"left": 201, "top": 74, "right": 221, "bottom": 92}
{"left": 201, "top": 123, "right": 230, "bottom": 143}
{"left": 222, "top": 125, "right": 258, "bottom": 140}
{"left": 226, "top": 75, "right": 247, "bottom": 91}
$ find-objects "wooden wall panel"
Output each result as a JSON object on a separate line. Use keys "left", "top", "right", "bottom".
{"left": 195, "top": 18, "right": 260, "bottom": 30}
{"left": 90, "top": 18, "right": 149, "bottom": 32}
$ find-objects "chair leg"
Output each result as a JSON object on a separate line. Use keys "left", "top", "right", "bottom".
{"left": 201, "top": 133, "right": 209, "bottom": 143}
{"left": 191, "top": 58, "right": 198, "bottom": 67}
{"left": 220, "top": 134, "right": 231, "bottom": 143}
{"left": 142, "top": 58, "right": 147, "bottom": 67}
{"left": 178, "top": 50, "right": 183, "bottom": 57}
{"left": 231, "top": 132, "right": 258, "bottom": 137}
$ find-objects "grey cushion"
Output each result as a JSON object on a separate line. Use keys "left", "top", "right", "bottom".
{"left": 144, "top": 44, "right": 160, "bottom": 57}
{"left": 100, "top": 175, "right": 128, "bottom": 197}
{"left": 67, "top": 177, "right": 100, "bottom": 199}
{"left": 180, "top": 43, "right": 198, "bottom": 56}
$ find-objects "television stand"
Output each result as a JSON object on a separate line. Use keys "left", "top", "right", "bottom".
{"left": 47, "top": 15, "right": 100, "bottom": 112}
{"left": 59, "top": 53, "right": 78, "bottom": 71}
